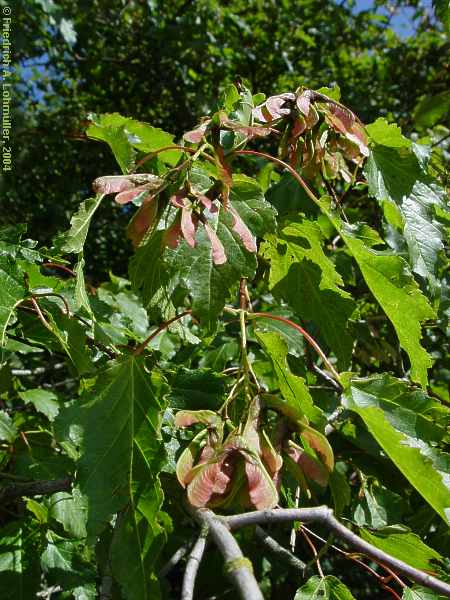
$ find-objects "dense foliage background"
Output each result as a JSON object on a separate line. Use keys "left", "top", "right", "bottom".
{"left": 1, "top": 1, "right": 449, "bottom": 599}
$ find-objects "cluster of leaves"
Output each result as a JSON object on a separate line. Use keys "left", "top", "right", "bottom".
{"left": 0, "top": 78, "right": 449, "bottom": 600}
{"left": 4, "top": 0, "right": 450, "bottom": 279}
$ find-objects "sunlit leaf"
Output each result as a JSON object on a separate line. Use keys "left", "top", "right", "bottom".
{"left": 343, "top": 375, "right": 450, "bottom": 523}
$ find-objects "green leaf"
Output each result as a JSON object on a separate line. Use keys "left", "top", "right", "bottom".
{"left": 110, "top": 507, "right": 168, "bottom": 600}
{"left": 353, "top": 484, "right": 406, "bottom": 529}
{"left": 255, "top": 330, "right": 325, "bottom": 427}
{"left": 87, "top": 113, "right": 181, "bottom": 170}
{"left": 18, "top": 389, "right": 60, "bottom": 421}
{"left": 295, "top": 575, "right": 356, "bottom": 599}
{"left": 0, "top": 410, "right": 18, "bottom": 442}
{"left": 165, "top": 367, "right": 226, "bottom": 410}
{"left": 120, "top": 119, "right": 180, "bottom": 166}
{"left": 46, "top": 309, "right": 93, "bottom": 375}
{"left": 77, "top": 356, "right": 168, "bottom": 539}
{"left": 267, "top": 172, "right": 318, "bottom": 217}
{"left": 329, "top": 467, "right": 351, "bottom": 516}
{"left": 414, "top": 92, "right": 450, "bottom": 128}
{"left": 74, "top": 257, "right": 92, "bottom": 315}
{"left": 96, "top": 283, "right": 149, "bottom": 341}
{"left": 60, "top": 195, "right": 104, "bottom": 254}
{"left": 365, "top": 145, "right": 446, "bottom": 292}
{"left": 366, "top": 118, "right": 411, "bottom": 148}
{"left": 262, "top": 217, "right": 355, "bottom": 369}
{"left": 47, "top": 488, "right": 88, "bottom": 538}
{"left": 320, "top": 197, "right": 435, "bottom": 387}
{"left": 0, "top": 224, "right": 41, "bottom": 263}
{"left": 0, "top": 522, "right": 40, "bottom": 599}
{"left": 0, "top": 254, "right": 26, "bottom": 346}
{"left": 168, "top": 205, "right": 256, "bottom": 330}
{"left": 198, "top": 340, "right": 239, "bottom": 370}
{"left": 360, "top": 528, "right": 443, "bottom": 572}
{"left": 403, "top": 585, "right": 448, "bottom": 600}
{"left": 343, "top": 375, "right": 450, "bottom": 523}
{"left": 40, "top": 530, "right": 96, "bottom": 592}
{"left": 86, "top": 114, "right": 136, "bottom": 173}
{"left": 229, "top": 175, "right": 277, "bottom": 236}
{"left": 129, "top": 230, "right": 175, "bottom": 319}
{"left": 26, "top": 498, "right": 48, "bottom": 524}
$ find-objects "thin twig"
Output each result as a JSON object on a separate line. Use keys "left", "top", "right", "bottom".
{"left": 181, "top": 528, "right": 209, "bottom": 600}
{"left": 220, "top": 375, "right": 245, "bottom": 418}
{"left": 235, "top": 149, "right": 320, "bottom": 207}
{"left": 189, "top": 507, "right": 264, "bottom": 600}
{"left": 160, "top": 542, "right": 192, "bottom": 578}
{"left": 29, "top": 297, "right": 52, "bottom": 331}
{"left": 301, "top": 527, "right": 324, "bottom": 577}
{"left": 33, "top": 292, "right": 70, "bottom": 315}
{"left": 224, "top": 506, "right": 450, "bottom": 598}
{"left": 133, "top": 145, "right": 216, "bottom": 173}
{"left": 0, "top": 477, "right": 71, "bottom": 503}
{"left": 299, "top": 509, "right": 404, "bottom": 599}
{"left": 134, "top": 310, "right": 192, "bottom": 355}
{"left": 254, "top": 525, "right": 306, "bottom": 573}
{"left": 248, "top": 312, "right": 341, "bottom": 382}
{"left": 312, "top": 364, "right": 342, "bottom": 392}
{"left": 347, "top": 553, "right": 402, "bottom": 600}
{"left": 42, "top": 262, "right": 75, "bottom": 277}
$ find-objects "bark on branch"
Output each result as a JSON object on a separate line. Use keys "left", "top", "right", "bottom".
{"left": 181, "top": 529, "right": 209, "bottom": 600}
{"left": 0, "top": 477, "right": 71, "bottom": 503}
{"left": 189, "top": 507, "right": 264, "bottom": 600}
{"left": 255, "top": 525, "right": 306, "bottom": 573}
{"left": 224, "top": 506, "right": 450, "bottom": 598}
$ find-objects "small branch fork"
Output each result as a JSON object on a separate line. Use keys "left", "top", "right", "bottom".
{"left": 163, "top": 505, "right": 450, "bottom": 600}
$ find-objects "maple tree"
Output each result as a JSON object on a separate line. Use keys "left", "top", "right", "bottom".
{"left": 0, "top": 81, "right": 449, "bottom": 600}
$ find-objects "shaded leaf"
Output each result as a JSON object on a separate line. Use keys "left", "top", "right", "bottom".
{"left": 414, "top": 92, "right": 450, "bottom": 128}
{"left": 0, "top": 410, "right": 17, "bottom": 442}
{"left": 360, "top": 528, "right": 443, "bottom": 572}
{"left": 47, "top": 488, "right": 88, "bottom": 539}
{"left": 18, "top": 389, "right": 60, "bottom": 421}
{"left": 255, "top": 329, "right": 325, "bottom": 426}
{"left": 167, "top": 203, "right": 256, "bottom": 330}
{"left": 0, "top": 254, "right": 26, "bottom": 346}
{"left": 77, "top": 356, "right": 168, "bottom": 538}
{"left": 0, "top": 522, "right": 40, "bottom": 600}
{"left": 165, "top": 367, "right": 226, "bottom": 410}
{"left": 40, "top": 531, "right": 96, "bottom": 592}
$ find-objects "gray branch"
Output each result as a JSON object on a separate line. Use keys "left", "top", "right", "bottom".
{"left": 255, "top": 525, "right": 306, "bottom": 573}
{"left": 181, "top": 529, "right": 209, "bottom": 600}
{"left": 0, "top": 477, "right": 71, "bottom": 503}
{"left": 159, "top": 542, "right": 192, "bottom": 578}
{"left": 224, "top": 506, "right": 450, "bottom": 598}
{"left": 190, "top": 508, "right": 264, "bottom": 600}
